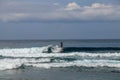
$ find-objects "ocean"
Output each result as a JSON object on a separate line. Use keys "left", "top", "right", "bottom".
{"left": 0, "top": 39, "right": 120, "bottom": 80}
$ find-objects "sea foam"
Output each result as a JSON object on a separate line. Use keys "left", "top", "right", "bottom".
{"left": 0, "top": 46, "right": 120, "bottom": 70}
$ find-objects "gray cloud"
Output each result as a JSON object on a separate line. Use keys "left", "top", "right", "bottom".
{"left": 0, "top": 1, "right": 120, "bottom": 22}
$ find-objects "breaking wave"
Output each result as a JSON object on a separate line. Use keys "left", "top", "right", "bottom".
{"left": 0, "top": 46, "right": 120, "bottom": 70}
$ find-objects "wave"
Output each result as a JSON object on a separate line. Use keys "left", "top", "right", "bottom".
{"left": 0, "top": 58, "right": 120, "bottom": 70}
{"left": 29, "top": 60, "right": 120, "bottom": 69}
{"left": 64, "top": 47, "right": 120, "bottom": 52}
{"left": 0, "top": 51, "right": 120, "bottom": 60}
{"left": 0, "top": 46, "right": 120, "bottom": 59}
{"left": 0, "top": 46, "right": 120, "bottom": 70}
{"left": 1, "top": 46, "right": 120, "bottom": 54}
{"left": 0, "top": 58, "right": 50, "bottom": 70}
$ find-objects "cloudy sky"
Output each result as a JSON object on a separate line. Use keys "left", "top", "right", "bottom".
{"left": 0, "top": 0, "right": 120, "bottom": 40}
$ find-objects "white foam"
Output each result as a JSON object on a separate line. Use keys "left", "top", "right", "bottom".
{"left": 0, "top": 47, "right": 120, "bottom": 60}
{"left": 0, "top": 58, "right": 120, "bottom": 70}
{"left": 0, "top": 47, "right": 120, "bottom": 70}
{"left": 27, "top": 59, "right": 120, "bottom": 69}
{"left": 0, "top": 58, "right": 50, "bottom": 70}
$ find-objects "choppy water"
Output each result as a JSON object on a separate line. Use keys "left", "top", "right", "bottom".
{"left": 0, "top": 39, "right": 120, "bottom": 71}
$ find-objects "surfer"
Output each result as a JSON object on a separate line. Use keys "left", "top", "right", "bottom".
{"left": 48, "top": 46, "right": 52, "bottom": 53}
{"left": 43, "top": 42, "right": 63, "bottom": 53}
{"left": 59, "top": 42, "right": 63, "bottom": 52}
{"left": 60, "top": 42, "right": 63, "bottom": 48}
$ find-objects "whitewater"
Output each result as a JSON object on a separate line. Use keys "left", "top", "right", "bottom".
{"left": 0, "top": 45, "right": 120, "bottom": 71}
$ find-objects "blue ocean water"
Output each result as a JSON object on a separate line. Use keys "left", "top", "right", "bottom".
{"left": 0, "top": 39, "right": 120, "bottom": 71}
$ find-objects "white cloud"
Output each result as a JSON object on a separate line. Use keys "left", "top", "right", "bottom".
{"left": 0, "top": 1, "right": 120, "bottom": 22}
{"left": 81, "top": 3, "right": 120, "bottom": 21}
{"left": 65, "top": 2, "right": 81, "bottom": 11}
{"left": 91, "top": 3, "right": 112, "bottom": 8}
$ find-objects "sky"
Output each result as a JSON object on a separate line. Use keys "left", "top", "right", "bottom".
{"left": 0, "top": 0, "right": 120, "bottom": 40}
